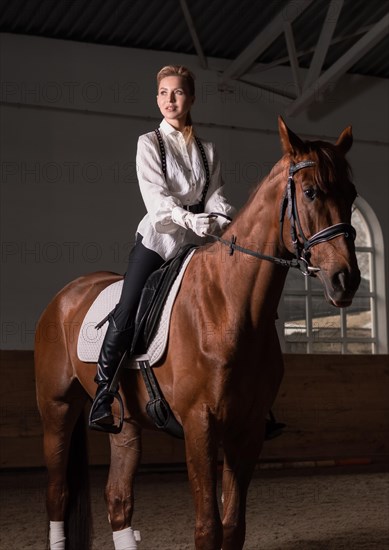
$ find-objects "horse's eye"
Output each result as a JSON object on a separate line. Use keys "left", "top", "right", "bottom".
{"left": 304, "top": 188, "right": 316, "bottom": 200}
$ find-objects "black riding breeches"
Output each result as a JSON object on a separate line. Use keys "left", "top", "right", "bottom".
{"left": 112, "top": 235, "right": 164, "bottom": 331}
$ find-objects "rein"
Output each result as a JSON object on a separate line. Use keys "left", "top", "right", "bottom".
{"left": 210, "top": 160, "right": 356, "bottom": 277}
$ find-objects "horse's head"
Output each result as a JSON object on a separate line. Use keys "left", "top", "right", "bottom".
{"left": 278, "top": 116, "right": 360, "bottom": 307}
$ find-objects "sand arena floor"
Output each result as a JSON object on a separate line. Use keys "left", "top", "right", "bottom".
{"left": 0, "top": 464, "right": 388, "bottom": 550}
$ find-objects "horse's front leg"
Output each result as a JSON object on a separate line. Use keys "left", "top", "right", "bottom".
{"left": 221, "top": 426, "right": 264, "bottom": 550}
{"left": 105, "top": 419, "right": 142, "bottom": 550}
{"left": 184, "top": 408, "right": 222, "bottom": 550}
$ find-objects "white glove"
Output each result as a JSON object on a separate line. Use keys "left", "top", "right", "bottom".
{"left": 213, "top": 214, "right": 231, "bottom": 235}
{"left": 186, "top": 213, "right": 218, "bottom": 236}
{"left": 172, "top": 207, "right": 217, "bottom": 237}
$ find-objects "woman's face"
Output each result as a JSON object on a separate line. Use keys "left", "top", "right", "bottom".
{"left": 157, "top": 75, "right": 194, "bottom": 130}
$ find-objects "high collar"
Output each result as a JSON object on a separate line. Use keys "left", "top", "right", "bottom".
{"left": 159, "top": 118, "right": 184, "bottom": 137}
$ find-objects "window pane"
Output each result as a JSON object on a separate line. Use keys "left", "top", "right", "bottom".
{"left": 284, "top": 267, "right": 306, "bottom": 292}
{"left": 285, "top": 341, "right": 308, "bottom": 353}
{"left": 309, "top": 274, "right": 325, "bottom": 293}
{"left": 311, "top": 342, "right": 342, "bottom": 353}
{"left": 346, "top": 342, "right": 374, "bottom": 354}
{"left": 352, "top": 207, "right": 371, "bottom": 246}
{"left": 284, "top": 293, "right": 307, "bottom": 350}
{"left": 284, "top": 295, "right": 306, "bottom": 327}
{"left": 285, "top": 323, "right": 307, "bottom": 342}
{"left": 312, "top": 322, "right": 341, "bottom": 342}
{"left": 346, "top": 296, "right": 373, "bottom": 339}
{"left": 356, "top": 251, "right": 372, "bottom": 292}
{"left": 311, "top": 296, "right": 341, "bottom": 342}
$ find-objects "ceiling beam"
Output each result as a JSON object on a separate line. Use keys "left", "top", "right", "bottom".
{"left": 179, "top": 0, "right": 208, "bottom": 69}
{"left": 303, "top": 0, "right": 344, "bottom": 91}
{"left": 220, "top": 0, "right": 315, "bottom": 85}
{"left": 247, "top": 24, "right": 374, "bottom": 74}
{"left": 286, "top": 13, "right": 389, "bottom": 116}
{"left": 284, "top": 21, "right": 302, "bottom": 95}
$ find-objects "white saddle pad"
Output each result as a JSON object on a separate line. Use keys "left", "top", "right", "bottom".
{"left": 77, "top": 250, "right": 195, "bottom": 367}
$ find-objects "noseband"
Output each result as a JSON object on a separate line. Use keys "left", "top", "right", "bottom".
{"left": 210, "top": 160, "right": 356, "bottom": 276}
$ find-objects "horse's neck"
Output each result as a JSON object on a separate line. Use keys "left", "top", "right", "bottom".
{"left": 232, "top": 158, "right": 286, "bottom": 242}
{"left": 211, "top": 158, "right": 289, "bottom": 322}
{"left": 225, "top": 158, "right": 286, "bottom": 258}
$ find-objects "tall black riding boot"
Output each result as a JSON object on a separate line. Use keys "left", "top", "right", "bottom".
{"left": 89, "top": 316, "right": 133, "bottom": 432}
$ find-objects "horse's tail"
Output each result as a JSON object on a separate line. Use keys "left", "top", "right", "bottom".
{"left": 65, "top": 410, "right": 93, "bottom": 550}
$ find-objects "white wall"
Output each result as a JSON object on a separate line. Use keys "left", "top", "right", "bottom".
{"left": 1, "top": 33, "right": 388, "bottom": 350}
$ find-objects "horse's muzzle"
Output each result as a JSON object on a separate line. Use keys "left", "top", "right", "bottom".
{"left": 321, "top": 266, "right": 361, "bottom": 307}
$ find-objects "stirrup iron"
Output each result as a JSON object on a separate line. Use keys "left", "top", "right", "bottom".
{"left": 89, "top": 389, "right": 124, "bottom": 434}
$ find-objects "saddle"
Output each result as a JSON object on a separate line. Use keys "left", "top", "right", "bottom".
{"left": 131, "top": 244, "right": 196, "bottom": 355}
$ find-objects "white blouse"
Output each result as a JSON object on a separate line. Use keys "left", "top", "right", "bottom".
{"left": 136, "top": 119, "right": 234, "bottom": 260}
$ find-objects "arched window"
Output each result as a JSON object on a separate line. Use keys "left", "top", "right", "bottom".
{"left": 281, "top": 197, "right": 387, "bottom": 354}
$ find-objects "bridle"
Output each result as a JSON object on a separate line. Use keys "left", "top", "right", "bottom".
{"left": 210, "top": 160, "right": 356, "bottom": 276}
{"left": 280, "top": 160, "right": 356, "bottom": 274}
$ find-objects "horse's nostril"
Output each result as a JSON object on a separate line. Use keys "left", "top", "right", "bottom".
{"left": 337, "top": 271, "right": 347, "bottom": 291}
{"left": 333, "top": 269, "right": 360, "bottom": 293}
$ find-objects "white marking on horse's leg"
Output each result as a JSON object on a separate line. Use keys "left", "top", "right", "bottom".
{"left": 112, "top": 526, "right": 140, "bottom": 549}
{"left": 49, "top": 521, "right": 65, "bottom": 549}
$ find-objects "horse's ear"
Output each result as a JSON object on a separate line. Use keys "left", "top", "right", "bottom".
{"left": 335, "top": 126, "right": 353, "bottom": 155}
{"left": 278, "top": 115, "right": 305, "bottom": 156}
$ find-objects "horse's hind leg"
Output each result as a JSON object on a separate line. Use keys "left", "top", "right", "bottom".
{"left": 221, "top": 428, "right": 264, "bottom": 550}
{"left": 38, "top": 386, "right": 89, "bottom": 548}
{"left": 41, "top": 399, "right": 85, "bottom": 518}
{"left": 105, "top": 420, "right": 142, "bottom": 548}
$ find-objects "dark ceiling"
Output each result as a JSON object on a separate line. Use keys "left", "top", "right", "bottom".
{"left": 1, "top": 0, "right": 388, "bottom": 78}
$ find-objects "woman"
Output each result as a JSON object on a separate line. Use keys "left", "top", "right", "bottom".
{"left": 89, "top": 65, "right": 234, "bottom": 432}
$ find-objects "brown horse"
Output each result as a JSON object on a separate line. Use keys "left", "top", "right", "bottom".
{"left": 35, "top": 117, "right": 360, "bottom": 550}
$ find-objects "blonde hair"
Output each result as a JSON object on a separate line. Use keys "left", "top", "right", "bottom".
{"left": 157, "top": 65, "right": 195, "bottom": 143}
